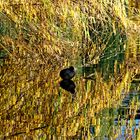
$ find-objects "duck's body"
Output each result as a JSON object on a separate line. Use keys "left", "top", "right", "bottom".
{"left": 60, "top": 79, "right": 76, "bottom": 94}
{"left": 60, "top": 66, "right": 75, "bottom": 80}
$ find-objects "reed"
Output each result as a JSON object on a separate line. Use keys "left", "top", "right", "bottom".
{"left": 0, "top": 0, "right": 140, "bottom": 139}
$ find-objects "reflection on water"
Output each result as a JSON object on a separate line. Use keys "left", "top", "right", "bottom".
{"left": 81, "top": 62, "right": 140, "bottom": 139}
{"left": 77, "top": 58, "right": 140, "bottom": 140}
{"left": 97, "top": 92, "right": 140, "bottom": 140}
{"left": 114, "top": 119, "right": 140, "bottom": 140}
{"left": 115, "top": 91, "right": 140, "bottom": 139}
{"left": 60, "top": 79, "right": 76, "bottom": 94}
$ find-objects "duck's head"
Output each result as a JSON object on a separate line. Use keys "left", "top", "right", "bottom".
{"left": 69, "top": 66, "right": 74, "bottom": 71}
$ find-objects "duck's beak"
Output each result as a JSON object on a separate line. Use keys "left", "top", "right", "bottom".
{"left": 74, "top": 67, "right": 77, "bottom": 72}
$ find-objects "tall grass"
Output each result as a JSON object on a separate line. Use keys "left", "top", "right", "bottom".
{"left": 0, "top": 0, "right": 140, "bottom": 139}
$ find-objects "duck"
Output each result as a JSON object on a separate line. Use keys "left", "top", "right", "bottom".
{"left": 60, "top": 79, "right": 76, "bottom": 94}
{"left": 60, "top": 66, "right": 76, "bottom": 80}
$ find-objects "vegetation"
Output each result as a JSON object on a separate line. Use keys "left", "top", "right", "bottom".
{"left": 0, "top": 0, "right": 140, "bottom": 139}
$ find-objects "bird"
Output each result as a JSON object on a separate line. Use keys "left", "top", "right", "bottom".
{"left": 60, "top": 79, "right": 76, "bottom": 94}
{"left": 60, "top": 66, "right": 76, "bottom": 80}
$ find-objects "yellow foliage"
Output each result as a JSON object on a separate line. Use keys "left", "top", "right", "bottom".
{"left": 0, "top": 0, "right": 139, "bottom": 139}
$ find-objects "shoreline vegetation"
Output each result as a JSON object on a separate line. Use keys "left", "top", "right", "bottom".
{"left": 0, "top": 0, "right": 140, "bottom": 139}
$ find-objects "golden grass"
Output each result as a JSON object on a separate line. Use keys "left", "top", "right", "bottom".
{"left": 0, "top": 0, "right": 140, "bottom": 139}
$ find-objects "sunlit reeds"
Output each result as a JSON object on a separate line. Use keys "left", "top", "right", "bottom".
{"left": 0, "top": 0, "right": 140, "bottom": 139}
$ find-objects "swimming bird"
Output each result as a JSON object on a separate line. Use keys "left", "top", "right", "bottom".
{"left": 60, "top": 66, "right": 76, "bottom": 80}
{"left": 60, "top": 79, "right": 76, "bottom": 94}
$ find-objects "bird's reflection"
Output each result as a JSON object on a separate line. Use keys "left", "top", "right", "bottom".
{"left": 60, "top": 79, "right": 76, "bottom": 94}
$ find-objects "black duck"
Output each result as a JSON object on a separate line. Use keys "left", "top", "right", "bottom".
{"left": 60, "top": 66, "right": 75, "bottom": 80}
